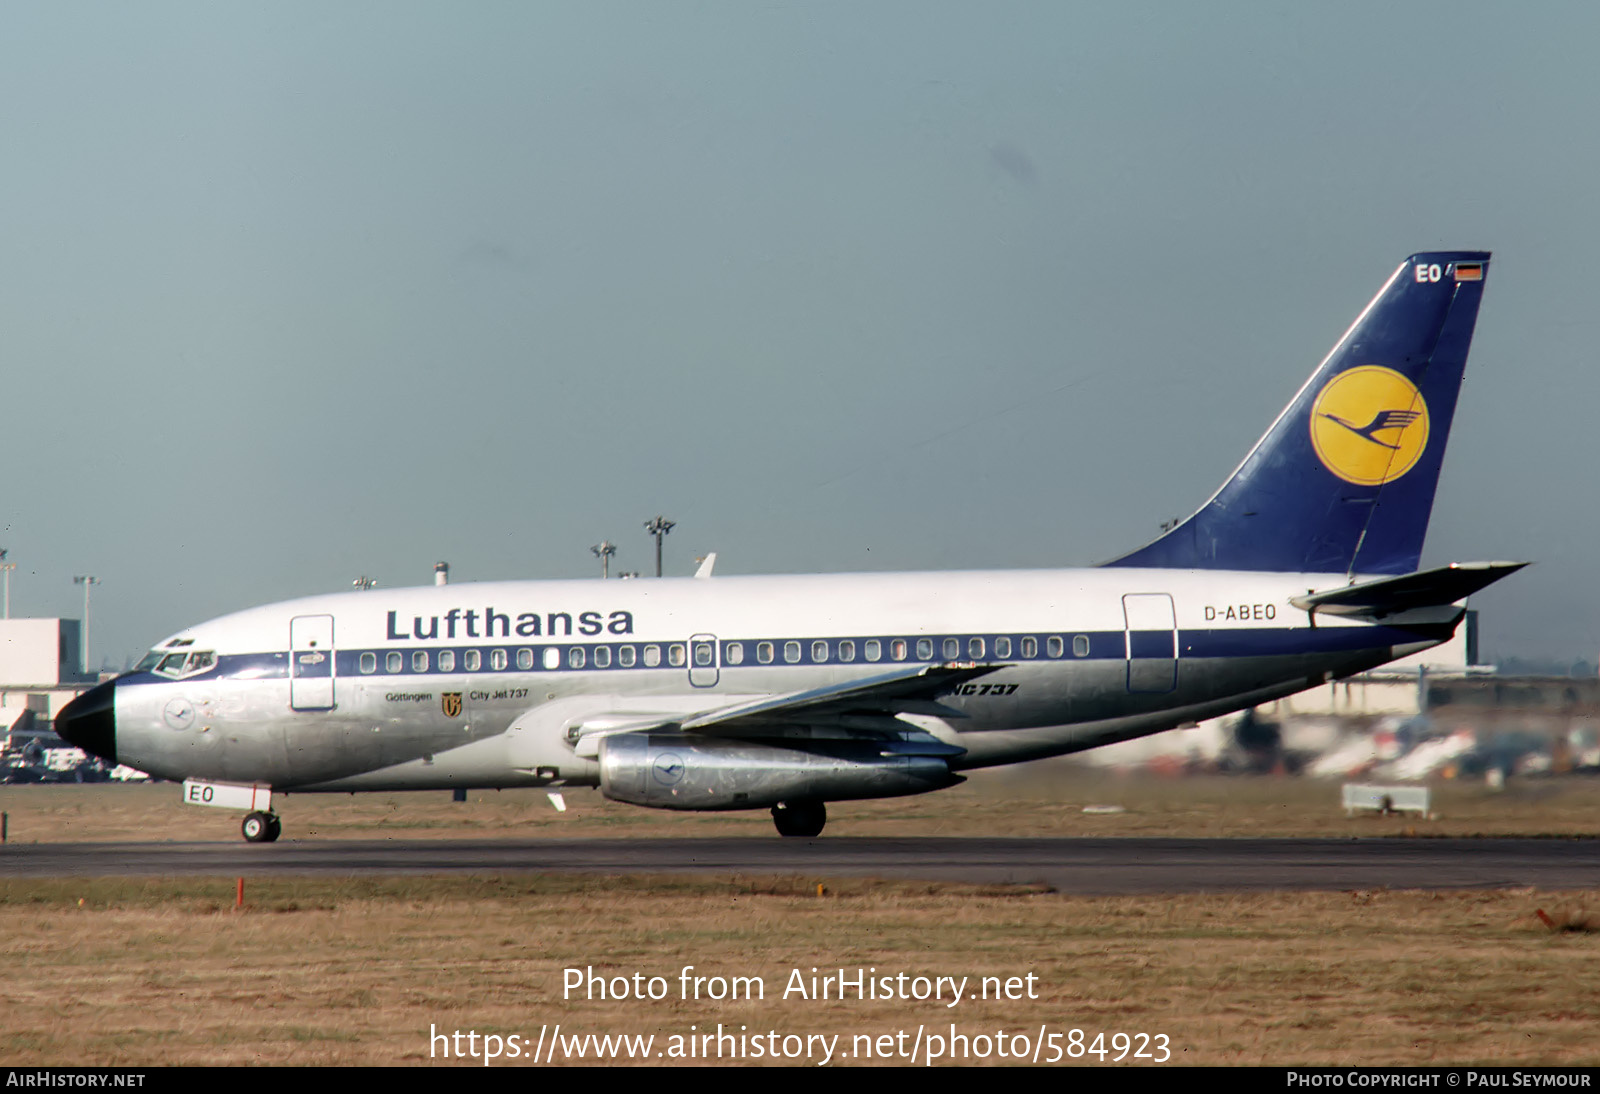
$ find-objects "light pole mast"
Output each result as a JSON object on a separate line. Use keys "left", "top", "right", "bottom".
{"left": 591, "top": 541, "right": 616, "bottom": 579}
{"left": 0, "top": 549, "right": 12, "bottom": 619}
{"left": 73, "top": 575, "right": 99, "bottom": 676}
{"left": 643, "top": 516, "right": 674, "bottom": 578}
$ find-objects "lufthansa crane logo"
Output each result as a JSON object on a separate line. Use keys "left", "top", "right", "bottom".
{"left": 652, "top": 752, "right": 686, "bottom": 786}
{"left": 1309, "top": 366, "right": 1430, "bottom": 486}
{"left": 163, "top": 698, "right": 195, "bottom": 730}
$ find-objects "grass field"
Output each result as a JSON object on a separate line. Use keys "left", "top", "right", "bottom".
{"left": 3, "top": 771, "right": 1599, "bottom": 1067}
{"left": 2, "top": 876, "right": 1597, "bottom": 1067}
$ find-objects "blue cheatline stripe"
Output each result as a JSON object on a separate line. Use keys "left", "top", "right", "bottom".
{"left": 113, "top": 622, "right": 1450, "bottom": 688}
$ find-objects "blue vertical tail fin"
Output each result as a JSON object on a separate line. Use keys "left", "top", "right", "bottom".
{"left": 1105, "top": 251, "right": 1490, "bottom": 575}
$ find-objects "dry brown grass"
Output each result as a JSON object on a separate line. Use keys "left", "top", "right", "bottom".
{"left": 2, "top": 877, "right": 1597, "bottom": 1066}
{"left": 5, "top": 775, "right": 1600, "bottom": 1066}
{"left": 6, "top": 766, "right": 1600, "bottom": 844}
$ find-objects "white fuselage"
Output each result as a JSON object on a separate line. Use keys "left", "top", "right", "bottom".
{"left": 106, "top": 566, "right": 1455, "bottom": 793}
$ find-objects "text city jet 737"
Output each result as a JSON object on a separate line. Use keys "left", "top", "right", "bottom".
{"left": 56, "top": 252, "right": 1522, "bottom": 841}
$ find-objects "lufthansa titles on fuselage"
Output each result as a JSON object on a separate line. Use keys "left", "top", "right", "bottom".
{"left": 385, "top": 607, "right": 635, "bottom": 641}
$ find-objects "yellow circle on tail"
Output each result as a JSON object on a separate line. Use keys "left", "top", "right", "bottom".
{"left": 1309, "top": 366, "right": 1429, "bottom": 486}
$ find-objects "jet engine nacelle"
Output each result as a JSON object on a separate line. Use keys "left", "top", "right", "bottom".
{"left": 597, "top": 732, "right": 960, "bottom": 810}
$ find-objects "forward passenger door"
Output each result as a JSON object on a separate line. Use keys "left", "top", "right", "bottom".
{"left": 290, "top": 614, "right": 336, "bottom": 711}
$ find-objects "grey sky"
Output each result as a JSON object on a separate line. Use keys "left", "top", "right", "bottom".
{"left": 2, "top": 3, "right": 1595, "bottom": 666}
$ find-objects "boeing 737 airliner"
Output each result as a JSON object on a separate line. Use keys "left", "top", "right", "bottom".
{"left": 56, "top": 252, "right": 1521, "bottom": 841}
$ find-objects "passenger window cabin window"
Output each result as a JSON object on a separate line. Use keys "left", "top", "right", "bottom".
{"left": 386, "top": 651, "right": 403, "bottom": 673}
{"left": 812, "top": 640, "right": 828, "bottom": 662}
{"left": 969, "top": 637, "right": 985, "bottom": 659}
{"left": 568, "top": 647, "right": 585, "bottom": 669}
{"left": 942, "top": 637, "right": 959, "bottom": 660}
{"left": 725, "top": 642, "right": 743, "bottom": 666}
{"left": 412, "top": 651, "right": 429, "bottom": 673}
{"left": 891, "top": 639, "right": 907, "bottom": 661}
{"left": 544, "top": 648, "right": 560, "bottom": 670}
{"left": 694, "top": 642, "right": 714, "bottom": 667}
{"left": 784, "top": 641, "right": 801, "bottom": 664}
{"left": 668, "top": 644, "right": 686, "bottom": 667}
{"left": 438, "top": 650, "right": 456, "bottom": 673}
{"left": 491, "top": 649, "right": 508, "bottom": 670}
{"left": 838, "top": 640, "right": 855, "bottom": 662}
{"left": 593, "top": 647, "right": 611, "bottom": 668}
{"left": 1021, "top": 637, "right": 1038, "bottom": 658}
{"left": 619, "top": 645, "right": 636, "bottom": 667}
{"left": 865, "top": 639, "right": 882, "bottom": 662}
{"left": 757, "top": 642, "right": 774, "bottom": 664}
{"left": 360, "top": 652, "right": 377, "bottom": 674}
{"left": 1073, "top": 634, "right": 1090, "bottom": 658}
{"left": 1047, "top": 636, "right": 1064, "bottom": 658}
{"left": 995, "top": 637, "right": 1011, "bottom": 659}
{"left": 517, "top": 648, "right": 533, "bottom": 670}
{"left": 916, "top": 638, "right": 934, "bottom": 661}
{"left": 464, "top": 649, "right": 481, "bottom": 672}
{"left": 644, "top": 645, "right": 661, "bottom": 667}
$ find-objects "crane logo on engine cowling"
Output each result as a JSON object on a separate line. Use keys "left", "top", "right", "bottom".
{"left": 652, "top": 752, "right": 686, "bottom": 786}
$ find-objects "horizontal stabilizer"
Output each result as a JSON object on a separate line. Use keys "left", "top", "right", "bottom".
{"left": 1289, "top": 561, "right": 1528, "bottom": 618}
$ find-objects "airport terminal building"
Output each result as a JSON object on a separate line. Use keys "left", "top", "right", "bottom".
{"left": 0, "top": 617, "right": 97, "bottom": 779}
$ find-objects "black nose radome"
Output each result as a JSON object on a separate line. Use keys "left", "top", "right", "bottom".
{"left": 55, "top": 680, "right": 117, "bottom": 765}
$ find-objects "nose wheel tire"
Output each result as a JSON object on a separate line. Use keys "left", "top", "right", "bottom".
{"left": 242, "top": 812, "right": 282, "bottom": 843}
{"left": 771, "top": 801, "right": 826, "bottom": 838}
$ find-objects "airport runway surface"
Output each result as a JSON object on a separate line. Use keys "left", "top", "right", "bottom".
{"left": 3, "top": 837, "right": 1598, "bottom": 892}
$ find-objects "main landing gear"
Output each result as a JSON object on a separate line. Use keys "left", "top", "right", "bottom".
{"left": 241, "top": 811, "right": 282, "bottom": 843}
{"left": 771, "top": 800, "right": 826, "bottom": 838}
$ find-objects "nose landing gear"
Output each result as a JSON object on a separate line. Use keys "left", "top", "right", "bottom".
{"left": 241, "top": 811, "right": 282, "bottom": 843}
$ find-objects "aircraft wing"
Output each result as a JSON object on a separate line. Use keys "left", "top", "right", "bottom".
{"left": 569, "top": 663, "right": 997, "bottom": 758}
{"left": 682, "top": 663, "right": 996, "bottom": 738}
{"left": 1290, "top": 561, "right": 1528, "bottom": 619}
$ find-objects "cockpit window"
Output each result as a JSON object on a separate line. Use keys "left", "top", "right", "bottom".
{"left": 136, "top": 651, "right": 164, "bottom": 672}
{"left": 152, "top": 650, "right": 217, "bottom": 679}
